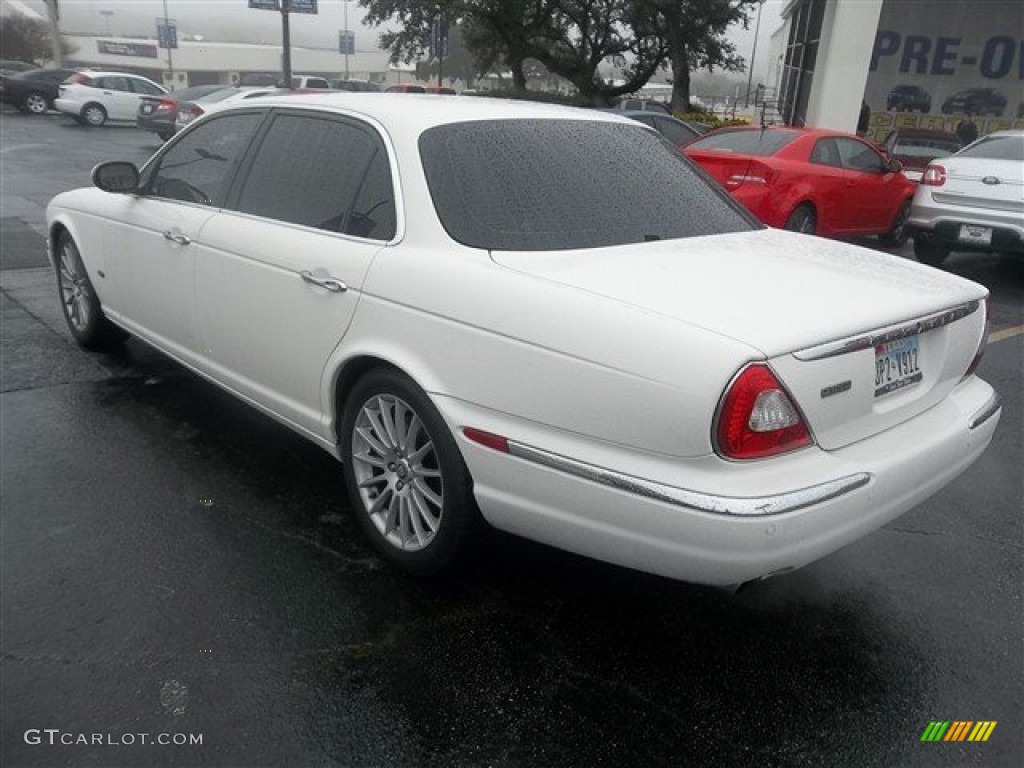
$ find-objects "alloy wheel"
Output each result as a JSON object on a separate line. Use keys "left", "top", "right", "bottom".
{"left": 351, "top": 394, "right": 444, "bottom": 552}
{"left": 58, "top": 240, "right": 91, "bottom": 332}
{"left": 24, "top": 93, "right": 47, "bottom": 114}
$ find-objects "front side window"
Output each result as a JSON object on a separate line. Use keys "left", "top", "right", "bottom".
{"left": 147, "top": 112, "right": 263, "bottom": 206}
{"left": 836, "top": 138, "right": 885, "bottom": 173}
{"left": 420, "top": 119, "right": 755, "bottom": 251}
{"left": 233, "top": 113, "right": 395, "bottom": 238}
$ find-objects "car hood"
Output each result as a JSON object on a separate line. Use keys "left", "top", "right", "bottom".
{"left": 491, "top": 228, "right": 986, "bottom": 357}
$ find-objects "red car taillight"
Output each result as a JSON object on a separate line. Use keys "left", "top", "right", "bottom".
{"left": 70, "top": 73, "right": 93, "bottom": 86}
{"left": 921, "top": 164, "right": 946, "bottom": 186}
{"left": 964, "top": 300, "right": 990, "bottom": 379}
{"left": 726, "top": 162, "right": 777, "bottom": 188}
{"left": 715, "top": 364, "right": 813, "bottom": 460}
{"left": 156, "top": 98, "right": 178, "bottom": 112}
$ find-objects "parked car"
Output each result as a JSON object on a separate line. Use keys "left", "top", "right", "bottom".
{"left": 611, "top": 98, "right": 673, "bottom": 115}
{"left": 941, "top": 88, "right": 1008, "bottom": 117}
{"left": 0, "top": 67, "right": 77, "bottom": 114}
{"left": 385, "top": 84, "right": 426, "bottom": 93}
{"left": 886, "top": 128, "right": 963, "bottom": 183}
{"left": 618, "top": 109, "right": 708, "bottom": 148}
{"left": 55, "top": 71, "right": 166, "bottom": 126}
{"left": 46, "top": 95, "right": 999, "bottom": 587}
{"left": 907, "top": 130, "right": 1024, "bottom": 266}
{"left": 684, "top": 125, "right": 916, "bottom": 245}
{"left": 284, "top": 75, "right": 331, "bottom": 89}
{"left": 0, "top": 59, "right": 36, "bottom": 78}
{"left": 424, "top": 85, "right": 458, "bottom": 95}
{"left": 137, "top": 84, "right": 234, "bottom": 141}
{"left": 886, "top": 84, "right": 932, "bottom": 112}
{"left": 332, "top": 79, "right": 382, "bottom": 92}
{"left": 174, "top": 86, "right": 277, "bottom": 131}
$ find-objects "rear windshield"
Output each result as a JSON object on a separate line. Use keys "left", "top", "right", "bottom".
{"left": 687, "top": 129, "right": 800, "bottom": 156}
{"left": 419, "top": 119, "right": 755, "bottom": 251}
{"left": 957, "top": 136, "right": 1023, "bottom": 162}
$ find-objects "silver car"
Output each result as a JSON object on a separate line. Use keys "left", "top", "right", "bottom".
{"left": 907, "top": 130, "right": 1024, "bottom": 266}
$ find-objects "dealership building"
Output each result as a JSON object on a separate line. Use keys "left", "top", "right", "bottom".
{"left": 767, "top": 0, "right": 1023, "bottom": 140}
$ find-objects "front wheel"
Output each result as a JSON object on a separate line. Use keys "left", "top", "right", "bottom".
{"left": 879, "top": 200, "right": 911, "bottom": 248}
{"left": 340, "top": 368, "right": 479, "bottom": 576}
{"left": 913, "top": 237, "right": 950, "bottom": 267}
{"left": 55, "top": 231, "right": 124, "bottom": 349}
{"left": 784, "top": 204, "right": 817, "bottom": 235}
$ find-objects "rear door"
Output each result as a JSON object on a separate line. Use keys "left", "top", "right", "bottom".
{"left": 195, "top": 110, "right": 397, "bottom": 435}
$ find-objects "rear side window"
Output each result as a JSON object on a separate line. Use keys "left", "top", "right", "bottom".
{"left": 130, "top": 78, "right": 164, "bottom": 96}
{"left": 957, "top": 136, "right": 1023, "bottom": 162}
{"left": 234, "top": 113, "right": 395, "bottom": 239}
{"left": 148, "top": 112, "right": 263, "bottom": 206}
{"left": 688, "top": 129, "right": 800, "bottom": 156}
{"left": 809, "top": 138, "right": 842, "bottom": 167}
{"left": 419, "top": 119, "right": 755, "bottom": 251}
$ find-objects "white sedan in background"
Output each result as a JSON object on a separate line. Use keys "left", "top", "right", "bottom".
{"left": 55, "top": 70, "right": 166, "bottom": 126}
{"left": 46, "top": 95, "right": 1001, "bottom": 587}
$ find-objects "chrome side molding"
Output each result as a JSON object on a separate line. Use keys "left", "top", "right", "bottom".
{"left": 506, "top": 440, "right": 871, "bottom": 517}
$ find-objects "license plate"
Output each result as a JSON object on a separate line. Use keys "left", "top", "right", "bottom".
{"left": 874, "top": 336, "right": 922, "bottom": 397}
{"left": 958, "top": 224, "right": 992, "bottom": 245}
{"left": 141, "top": 104, "right": 153, "bottom": 114}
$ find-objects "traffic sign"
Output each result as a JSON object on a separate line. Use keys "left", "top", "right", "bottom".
{"left": 339, "top": 30, "right": 355, "bottom": 56}
{"left": 157, "top": 21, "right": 178, "bottom": 50}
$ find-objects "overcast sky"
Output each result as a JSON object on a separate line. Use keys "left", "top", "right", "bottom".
{"left": 4, "top": 0, "right": 785, "bottom": 77}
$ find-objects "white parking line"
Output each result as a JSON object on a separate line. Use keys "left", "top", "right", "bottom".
{"left": 989, "top": 325, "right": 1024, "bottom": 344}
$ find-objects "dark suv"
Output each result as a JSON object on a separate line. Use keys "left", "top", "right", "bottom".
{"left": 886, "top": 84, "right": 931, "bottom": 112}
{"left": 941, "top": 88, "right": 1007, "bottom": 116}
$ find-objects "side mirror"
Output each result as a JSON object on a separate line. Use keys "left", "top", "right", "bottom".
{"left": 92, "top": 161, "right": 139, "bottom": 193}
{"left": 886, "top": 157, "right": 904, "bottom": 174}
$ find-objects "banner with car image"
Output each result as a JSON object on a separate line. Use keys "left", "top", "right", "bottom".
{"left": 863, "top": 0, "right": 1023, "bottom": 153}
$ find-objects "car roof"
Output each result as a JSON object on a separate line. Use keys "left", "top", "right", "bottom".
{"left": 212, "top": 92, "right": 632, "bottom": 132}
{"left": 81, "top": 70, "right": 160, "bottom": 81}
{"left": 701, "top": 124, "right": 856, "bottom": 140}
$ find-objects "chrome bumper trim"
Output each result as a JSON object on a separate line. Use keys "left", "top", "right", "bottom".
{"left": 794, "top": 300, "right": 981, "bottom": 361}
{"left": 506, "top": 440, "right": 871, "bottom": 517}
{"left": 968, "top": 393, "right": 1002, "bottom": 430}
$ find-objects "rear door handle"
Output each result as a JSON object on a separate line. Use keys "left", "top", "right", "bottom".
{"left": 300, "top": 270, "right": 347, "bottom": 293}
{"left": 162, "top": 230, "right": 191, "bottom": 245}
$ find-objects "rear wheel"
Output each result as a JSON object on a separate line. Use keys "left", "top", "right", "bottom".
{"left": 55, "top": 231, "right": 125, "bottom": 349}
{"left": 340, "top": 368, "right": 479, "bottom": 576}
{"left": 913, "top": 237, "right": 950, "bottom": 267}
{"left": 784, "top": 204, "right": 817, "bottom": 235}
{"left": 879, "top": 200, "right": 911, "bottom": 248}
{"left": 23, "top": 92, "right": 48, "bottom": 114}
{"left": 81, "top": 103, "right": 107, "bottom": 127}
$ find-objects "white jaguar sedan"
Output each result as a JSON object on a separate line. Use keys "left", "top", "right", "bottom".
{"left": 46, "top": 94, "right": 1001, "bottom": 587}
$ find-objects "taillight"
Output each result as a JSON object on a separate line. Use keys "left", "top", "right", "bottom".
{"left": 179, "top": 104, "right": 204, "bottom": 124}
{"left": 964, "top": 300, "right": 990, "bottom": 379}
{"left": 70, "top": 73, "right": 93, "bottom": 86}
{"left": 156, "top": 98, "right": 177, "bottom": 111}
{"left": 715, "top": 364, "right": 813, "bottom": 460}
{"left": 726, "top": 162, "right": 777, "bottom": 188}
{"left": 921, "top": 164, "right": 946, "bottom": 186}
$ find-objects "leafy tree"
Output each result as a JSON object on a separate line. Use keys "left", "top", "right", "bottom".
{"left": 0, "top": 10, "right": 76, "bottom": 66}
{"left": 645, "top": 0, "right": 759, "bottom": 112}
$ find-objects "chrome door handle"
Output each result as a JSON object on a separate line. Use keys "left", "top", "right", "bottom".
{"left": 300, "top": 270, "right": 348, "bottom": 293}
{"left": 162, "top": 230, "right": 191, "bottom": 245}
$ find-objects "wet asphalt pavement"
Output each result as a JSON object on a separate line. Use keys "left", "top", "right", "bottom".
{"left": 1, "top": 108, "right": 1022, "bottom": 767}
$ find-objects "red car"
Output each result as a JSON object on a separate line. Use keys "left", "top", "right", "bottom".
{"left": 684, "top": 126, "right": 916, "bottom": 245}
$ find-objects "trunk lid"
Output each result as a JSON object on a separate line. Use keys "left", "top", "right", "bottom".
{"left": 492, "top": 228, "right": 988, "bottom": 449}
{"left": 933, "top": 157, "right": 1024, "bottom": 213}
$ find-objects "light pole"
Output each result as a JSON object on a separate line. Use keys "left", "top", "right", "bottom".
{"left": 162, "top": 0, "right": 175, "bottom": 90}
{"left": 745, "top": 0, "right": 766, "bottom": 108}
{"left": 344, "top": 1, "right": 349, "bottom": 80}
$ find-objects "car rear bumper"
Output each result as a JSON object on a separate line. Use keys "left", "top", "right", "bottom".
{"left": 908, "top": 191, "right": 1024, "bottom": 254}
{"left": 441, "top": 375, "right": 999, "bottom": 586}
{"left": 53, "top": 97, "right": 81, "bottom": 116}
{"left": 137, "top": 113, "right": 174, "bottom": 135}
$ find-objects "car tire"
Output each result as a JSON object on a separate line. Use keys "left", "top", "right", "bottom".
{"left": 784, "top": 204, "right": 817, "bottom": 235}
{"left": 81, "top": 103, "right": 107, "bottom": 127}
{"left": 339, "top": 367, "right": 479, "bottom": 576}
{"left": 913, "top": 237, "right": 950, "bottom": 267}
{"left": 23, "top": 91, "right": 48, "bottom": 115}
{"left": 879, "top": 200, "right": 911, "bottom": 248}
{"left": 55, "top": 231, "right": 126, "bottom": 349}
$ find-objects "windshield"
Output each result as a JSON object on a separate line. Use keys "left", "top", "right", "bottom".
{"left": 687, "top": 128, "right": 801, "bottom": 156}
{"left": 419, "top": 119, "right": 755, "bottom": 252}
